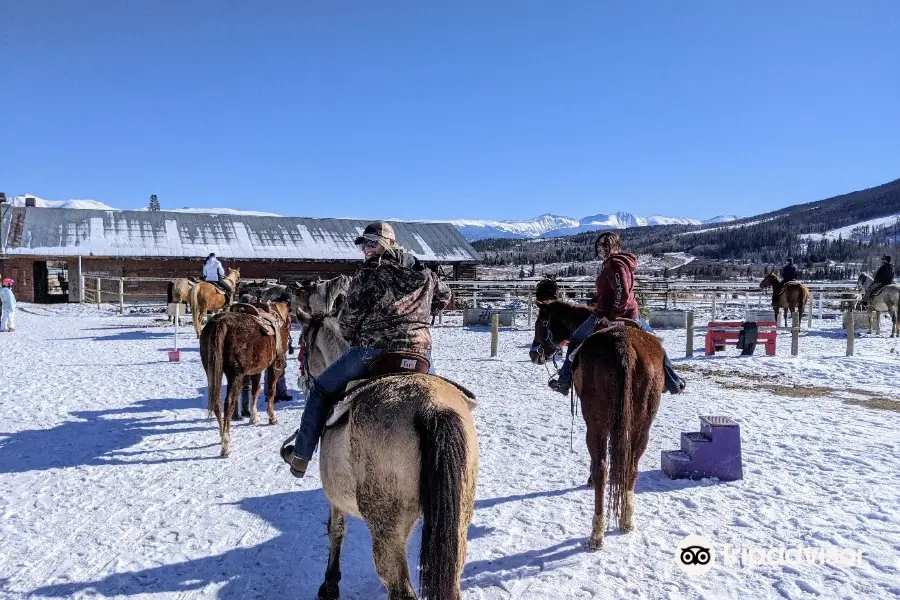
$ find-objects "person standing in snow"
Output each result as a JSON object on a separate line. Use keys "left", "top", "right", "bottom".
{"left": 548, "top": 231, "right": 686, "bottom": 396}
{"left": 0, "top": 279, "right": 17, "bottom": 332}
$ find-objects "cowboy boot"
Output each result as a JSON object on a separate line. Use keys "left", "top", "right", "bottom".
{"left": 548, "top": 364, "right": 573, "bottom": 396}
{"left": 280, "top": 431, "right": 309, "bottom": 478}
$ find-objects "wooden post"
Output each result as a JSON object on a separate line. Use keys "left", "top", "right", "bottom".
{"left": 807, "top": 294, "right": 813, "bottom": 329}
{"left": 685, "top": 311, "right": 694, "bottom": 358}
{"left": 711, "top": 293, "right": 717, "bottom": 321}
{"left": 490, "top": 313, "right": 499, "bottom": 357}
{"left": 527, "top": 290, "right": 533, "bottom": 327}
{"left": 846, "top": 307, "right": 854, "bottom": 356}
{"left": 791, "top": 310, "right": 800, "bottom": 356}
{"left": 79, "top": 275, "right": 85, "bottom": 303}
{"left": 96, "top": 277, "right": 102, "bottom": 309}
{"left": 118, "top": 278, "right": 124, "bottom": 313}
{"left": 818, "top": 292, "right": 823, "bottom": 322}
{"left": 472, "top": 287, "right": 478, "bottom": 310}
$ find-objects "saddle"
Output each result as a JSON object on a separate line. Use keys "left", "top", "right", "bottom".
{"left": 570, "top": 318, "right": 644, "bottom": 367}
{"left": 230, "top": 303, "right": 287, "bottom": 370}
{"left": 323, "top": 354, "right": 477, "bottom": 430}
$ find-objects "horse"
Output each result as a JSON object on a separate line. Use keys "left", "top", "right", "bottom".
{"left": 296, "top": 304, "right": 478, "bottom": 600}
{"left": 199, "top": 301, "right": 291, "bottom": 457}
{"left": 431, "top": 280, "right": 453, "bottom": 326}
{"left": 189, "top": 268, "right": 241, "bottom": 336}
{"left": 535, "top": 276, "right": 559, "bottom": 302}
{"left": 857, "top": 272, "right": 900, "bottom": 337}
{"left": 529, "top": 299, "right": 664, "bottom": 550}
{"left": 759, "top": 273, "right": 809, "bottom": 327}
{"left": 293, "top": 274, "right": 350, "bottom": 318}
{"left": 166, "top": 278, "right": 197, "bottom": 314}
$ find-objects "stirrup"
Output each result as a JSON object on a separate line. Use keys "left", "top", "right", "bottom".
{"left": 548, "top": 377, "right": 571, "bottom": 395}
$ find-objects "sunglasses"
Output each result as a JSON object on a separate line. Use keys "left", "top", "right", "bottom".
{"left": 359, "top": 240, "right": 380, "bottom": 250}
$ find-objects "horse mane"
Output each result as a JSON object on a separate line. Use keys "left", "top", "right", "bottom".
{"left": 542, "top": 299, "right": 593, "bottom": 334}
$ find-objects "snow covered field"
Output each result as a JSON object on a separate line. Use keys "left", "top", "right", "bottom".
{"left": 1, "top": 304, "right": 899, "bottom": 599}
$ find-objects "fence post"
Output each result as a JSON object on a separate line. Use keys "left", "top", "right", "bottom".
{"left": 807, "top": 294, "right": 813, "bottom": 329}
{"left": 96, "top": 277, "right": 102, "bottom": 310}
{"left": 79, "top": 275, "right": 85, "bottom": 303}
{"left": 685, "top": 311, "right": 694, "bottom": 358}
{"left": 119, "top": 278, "right": 124, "bottom": 313}
{"left": 472, "top": 287, "right": 478, "bottom": 310}
{"left": 791, "top": 310, "right": 800, "bottom": 356}
{"left": 490, "top": 313, "right": 499, "bottom": 357}
{"left": 846, "top": 307, "right": 854, "bottom": 356}
{"left": 711, "top": 293, "right": 717, "bottom": 321}
{"left": 527, "top": 290, "right": 533, "bottom": 327}
{"left": 818, "top": 292, "right": 823, "bottom": 322}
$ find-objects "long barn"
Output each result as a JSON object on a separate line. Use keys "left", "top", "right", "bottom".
{"left": 0, "top": 206, "right": 481, "bottom": 303}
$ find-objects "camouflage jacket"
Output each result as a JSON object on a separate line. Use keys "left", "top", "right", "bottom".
{"left": 339, "top": 249, "right": 446, "bottom": 354}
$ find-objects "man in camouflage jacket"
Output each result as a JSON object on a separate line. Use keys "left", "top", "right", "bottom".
{"left": 283, "top": 221, "right": 449, "bottom": 478}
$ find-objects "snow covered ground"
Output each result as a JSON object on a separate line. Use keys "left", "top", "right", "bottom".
{"left": 1, "top": 304, "right": 899, "bottom": 599}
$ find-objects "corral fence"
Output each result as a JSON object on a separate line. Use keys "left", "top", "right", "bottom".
{"left": 80, "top": 274, "right": 866, "bottom": 325}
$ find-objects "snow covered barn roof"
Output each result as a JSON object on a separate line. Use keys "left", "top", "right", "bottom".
{"left": 0, "top": 207, "right": 481, "bottom": 263}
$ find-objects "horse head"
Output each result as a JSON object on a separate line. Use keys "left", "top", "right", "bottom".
{"left": 529, "top": 300, "right": 576, "bottom": 365}
{"left": 857, "top": 272, "right": 873, "bottom": 292}
{"left": 535, "top": 277, "right": 560, "bottom": 302}
{"left": 759, "top": 272, "right": 781, "bottom": 289}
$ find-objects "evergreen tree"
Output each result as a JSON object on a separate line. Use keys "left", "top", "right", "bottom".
{"left": 148, "top": 194, "right": 161, "bottom": 211}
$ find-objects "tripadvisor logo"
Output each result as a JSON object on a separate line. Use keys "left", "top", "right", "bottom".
{"left": 675, "top": 534, "right": 716, "bottom": 576}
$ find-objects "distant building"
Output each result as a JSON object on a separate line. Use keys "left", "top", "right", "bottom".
{"left": 0, "top": 206, "right": 480, "bottom": 302}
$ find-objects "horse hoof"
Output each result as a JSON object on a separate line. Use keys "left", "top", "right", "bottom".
{"left": 268, "top": 418, "right": 278, "bottom": 426}
{"left": 220, "top": 449, "right": 230, "bottom": 458}
{"left": 317, "top": 581, "right": 339, "bottom": 600}
{"left": 588, "top": 537, "right": 604, "bottom": 551}
{"left": 586, "top": 476, "right": 594, "bottom": 488}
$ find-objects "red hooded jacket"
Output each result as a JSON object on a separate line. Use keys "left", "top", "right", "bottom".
{"left": 592, "top": 252, "right": 639, "bottom": 320}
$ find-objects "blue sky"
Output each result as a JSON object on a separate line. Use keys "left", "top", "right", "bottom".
{"left": 2, "top": 1, "right": 898, "bottom": 221}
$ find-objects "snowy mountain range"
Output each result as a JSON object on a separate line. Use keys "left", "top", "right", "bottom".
{"left": 449, "top": 212, "right": 739, "bottom": 241}
{"left": 6, "top": 194, "right": 738, "bottom": 242}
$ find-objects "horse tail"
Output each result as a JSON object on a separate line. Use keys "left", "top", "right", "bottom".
{"left": 206, "top": 319, "right": 227, "bottom": 418}
{"left": 607, "top": 330, "right": 635, "bottom": 525}
{"left": 416, "top": 404, "right": 470, "bottom": 600}
{"left": 191, "top": 283, "right": 203, "bottom": 335}
{"left": 166, "top": 281, "right": 174, "bottom": 304}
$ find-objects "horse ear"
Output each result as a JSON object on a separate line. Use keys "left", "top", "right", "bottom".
{"left": 330, "top": 293, "right": 345, "bottom": 316}
{"left": 535, "top": 299, "right": 553, "bottom": 308}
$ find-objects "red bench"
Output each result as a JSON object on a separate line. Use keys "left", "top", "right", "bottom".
{"left": 705, "top": 321, "right": 777, "bottom": 356}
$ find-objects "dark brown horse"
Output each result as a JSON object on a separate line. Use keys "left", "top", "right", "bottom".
{"left": 760, "top": 273, "right": 809, "bottom": 327}
{"left": 535, "top": 276, "right": 559, "bottom": 302}
{"left": 199, "top": 301, "right": 291, "bottom": 457}
{"left": 530, "top": 300, "right": 664, "bottom": 549}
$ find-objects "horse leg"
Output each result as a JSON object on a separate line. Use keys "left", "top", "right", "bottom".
{"left": 620, "top": 424, "right": 652, "bottom": 533}
{"left": 221, "top": 374, "right": 240, "bottom": 457}
{"left": 367, "top": 509, "right": 418, "bottom": 600}
{"left": 317, "top": 505, "right": 346, "bottom": 600}
{"left": 265, "top": 366, "right": 279, "bottom": 425}
{"left": 248, "top": 373, "right": 262, "bottom": 426}
{"left": 587, "top": 421, "right": 609, "bottom": 550}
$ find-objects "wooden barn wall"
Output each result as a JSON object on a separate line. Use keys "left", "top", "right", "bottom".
{"left": 0, "top": 256, "right": 476, "bottom": 302}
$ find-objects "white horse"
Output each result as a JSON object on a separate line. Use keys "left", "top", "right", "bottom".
{"left": 857, "top": 272, "right": 900, "bottom": 337}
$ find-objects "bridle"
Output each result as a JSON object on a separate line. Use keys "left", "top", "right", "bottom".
{"left": 531, "top": 316, "right": 563, "bottom": 371}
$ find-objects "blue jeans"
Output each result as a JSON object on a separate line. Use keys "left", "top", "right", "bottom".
{"left": 292, "top": 347, "right": 385, "bottom": 461}
{"left": 558, "top": 316, "right": 681, "bottom": 392}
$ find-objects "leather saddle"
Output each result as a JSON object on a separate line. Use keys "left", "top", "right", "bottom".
{"left": 229, "top": 303, "right": 287, "bottom": 369}
{"left": 323, "top": 353, "right": 477, "bottom": 430}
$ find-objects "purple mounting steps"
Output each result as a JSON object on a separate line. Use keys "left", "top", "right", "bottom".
{"left": 661, "top": 415, "right": 743, "bottom": 481}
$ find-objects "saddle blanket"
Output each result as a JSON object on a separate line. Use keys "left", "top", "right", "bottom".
{"left": 325, "top": 374, "right": 478, "bottom": 428}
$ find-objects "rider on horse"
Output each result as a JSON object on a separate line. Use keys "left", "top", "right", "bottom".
{"left": 869, "top": 255, "right": 895, "bottom": 297}
{"left": 282, "top": 221, "right": 450, "bottom": 478}
{"left": 781, "top": 258, "right": 799, "bottom": 283}
{"left": 548, "top": 231, "right": 686, "bottom": 396}
{"left": 202, "top": 253, "right": 233, "bottom": 303}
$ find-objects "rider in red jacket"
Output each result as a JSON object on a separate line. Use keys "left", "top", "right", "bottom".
{"left": 549, "top": 231, "right": 686, "bottom": 396}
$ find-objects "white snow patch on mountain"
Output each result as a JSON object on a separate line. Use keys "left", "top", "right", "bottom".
{"left": 799, "top": 213, "right": 900, "bottom": 242}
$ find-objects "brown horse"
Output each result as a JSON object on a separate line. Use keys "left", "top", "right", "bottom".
{"left": 530, "top": 300, "right": 664, "bottom": 550}
{"left": 298, "top": 305, "right": 478, "bottom": 599}
{"left": 190, "top": 268, "right": 241, "bottom": 336}
{"left": 759, "top": 273, "right": 809, "bottom": 327}
{"left": 166, "top": 278, "right": 197, "bottom": 318}
{"left": 199, "top": 300, "right": 290, "bottom": 457}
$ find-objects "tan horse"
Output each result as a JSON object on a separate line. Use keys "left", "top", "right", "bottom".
{"left": 529, "top": 300, "right": 663, "bottom": 550}
{"left": 199, "top": 301, "right": 291, "bottom": 457}
{"left": 166, "top": 278, "right": 196, "bottom": 314}
{"left": 760, "top": 273, "right": 809, "bottom": 327}
{"left": 297, "top": 306, "right": 478, "bottom": 600}
{"left": 190, "top": 268, "right": 241, "bottom": 336}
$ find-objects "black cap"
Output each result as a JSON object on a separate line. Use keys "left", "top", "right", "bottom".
{"left": 883, "top": 255, "right": 892, "bottom": 263}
